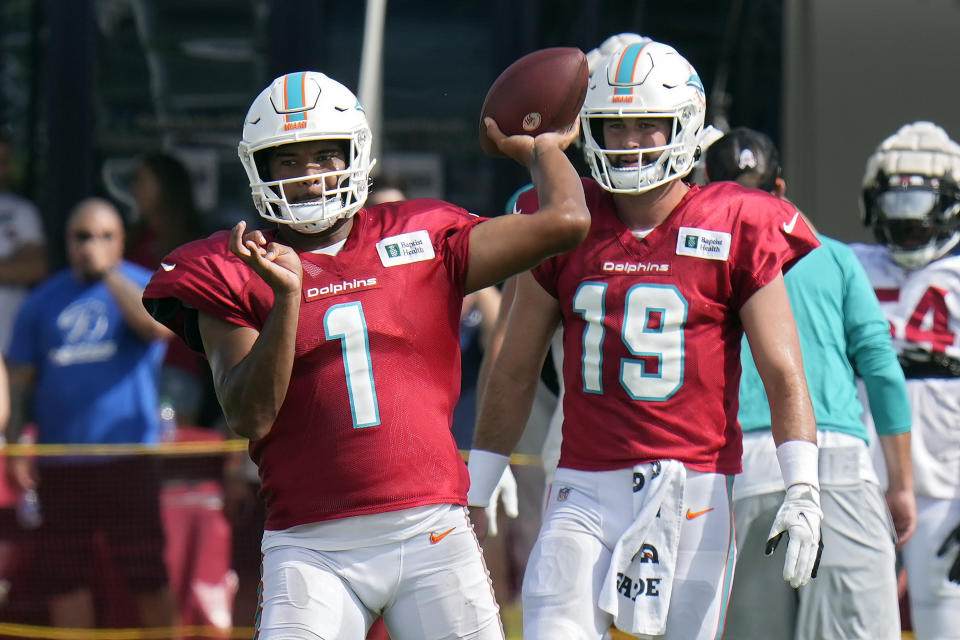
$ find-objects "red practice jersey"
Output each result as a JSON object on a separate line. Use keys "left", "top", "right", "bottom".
{"left": 143, "top": 200, "right": 484, "bottom": 529}
{"left": 523, "top": 179, "right": 818, "bottom": 475}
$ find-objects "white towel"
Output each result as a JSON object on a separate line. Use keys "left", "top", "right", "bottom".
{"left": 598, "top": 460, "right": 685, "bottom": 636}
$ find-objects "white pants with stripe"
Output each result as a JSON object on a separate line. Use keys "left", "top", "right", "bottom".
{"left": 522, "top": 466, "right": 735, "bottom": 640}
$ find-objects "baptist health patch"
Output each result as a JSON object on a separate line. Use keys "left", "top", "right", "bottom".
{"left": 675, "top": 226, "right": 731, "bottom": 261}
{"left": 376, "top": 230, "right": 435, "bottom": 267}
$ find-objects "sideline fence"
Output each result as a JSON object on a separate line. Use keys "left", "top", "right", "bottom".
{"left": 0, "top": 438, "right": 541, "bottom": 640}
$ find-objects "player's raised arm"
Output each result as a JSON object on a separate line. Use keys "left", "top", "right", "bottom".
{"left": 464, "top": 48, "right": 592, "bottom": 293}
{"left": 199, "top": 221, "right": 303, "bottom": 441}
{"left": 465, "top": 120, "right": 589, "bottom": 293}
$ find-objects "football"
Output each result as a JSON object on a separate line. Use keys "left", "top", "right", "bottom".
{"left": 479, "top": 47, "right": 589, "bottom": 157}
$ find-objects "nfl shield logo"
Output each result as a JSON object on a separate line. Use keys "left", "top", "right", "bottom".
{"left": 557, "top": 487, "right": 571, "bottom": 502}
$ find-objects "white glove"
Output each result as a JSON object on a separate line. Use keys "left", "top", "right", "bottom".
{"left": 765, "top": 483, "right": 824, "bottom": 588}
{"left": 485, "top": 465, "right": 519, "bottom": 537}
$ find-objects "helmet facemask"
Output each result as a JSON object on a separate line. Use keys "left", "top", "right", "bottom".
{"left": 865, "top": 174, "right": 960, "bottom": 269}
{"left": 860, "top": 122, "right": 960, "bottom": 269}
{"left": 582, "top": 108, "right": 701, "bottom": 193}
{"left": 247, "top": 135, "right": 373, "bottom": 234}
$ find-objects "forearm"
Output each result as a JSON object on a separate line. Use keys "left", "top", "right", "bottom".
{"left": 475, "top": 277, "right": 516, "bottom": 407}
{"left": 104, "top": 268, "right": 173, "bottom": 342}
{"left": 207, "top": 294, "right": 300, "bottom": 440}
{"left": 5, "top": 365, "right": 35, "bottom": 444}
{"left": 526, "top": 143, "right": 591, "bottom": 252}
{"left": 767, "top": 378, "right": 817, "bottom": 445}
{"left": 879, "top": 431, "right": 913, "bottom": 492}
{"left": 468, "top": 360, "right": 540, "bottom": 508}
{"left": 472, "top": 363, "right": 540, "bottom": 456}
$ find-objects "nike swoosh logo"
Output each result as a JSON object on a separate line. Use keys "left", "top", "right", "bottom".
{"left": 160, "top": 262, "right": 176, "bottom": 272}
{"left": 429, "top": 527, "right": 456, "bottom": 544}
{"left": 685, "top": 507, "right": 715, "bottom": 520}
{"left": 782, "top": 210, "right": 801, "bottom": 234}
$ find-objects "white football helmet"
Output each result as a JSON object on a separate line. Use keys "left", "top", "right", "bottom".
{"left": 861, "top": 121, "right": 960, "bottom": 269}
{"left": 238, "top": 71, "right": 375, "bottom": 234}
{"left": 581, "top": 40, "right": 706, "bottom": 194}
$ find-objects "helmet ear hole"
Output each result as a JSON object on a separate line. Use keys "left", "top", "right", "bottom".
{"left": 254, "top": 150, "right": 272, "bottom": 182}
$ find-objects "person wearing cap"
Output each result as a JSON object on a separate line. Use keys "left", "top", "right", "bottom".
{"left": 705, "top": 127, "right": 915, "bottom": 640}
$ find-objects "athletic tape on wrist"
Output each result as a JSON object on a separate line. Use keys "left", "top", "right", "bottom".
{"left": 776, "top": 440, "right": 819, "bottom": 491}
{"left": 466, "top": 450, "right": 510, "bottom": 508}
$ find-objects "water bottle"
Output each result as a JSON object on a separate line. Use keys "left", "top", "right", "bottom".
{"left": 159, "top": 398, "right": 177, "bottom": 443}
{"left": 16, "top": 489, "right": 42, "bottom": 530}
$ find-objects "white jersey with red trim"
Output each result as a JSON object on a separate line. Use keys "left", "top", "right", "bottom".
{"left": 851, "top": 243, "right": 960, "bottom": 498}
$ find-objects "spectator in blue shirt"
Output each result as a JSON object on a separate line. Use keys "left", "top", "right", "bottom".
{"left": 5, "top": 197, "right": 175, "bottom": 629}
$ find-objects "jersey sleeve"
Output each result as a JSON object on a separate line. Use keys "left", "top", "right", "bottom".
{"left": 142, "top": 231, "right": 264, "bottom": 352}
{"left": 728, "top": 191, "right": 820, "bottom": 310}
{"left": 400, "top": 199, "right": 487, "bottom": 289}
{"left": 836, "top": 241, "right": 911, "bottom": 436}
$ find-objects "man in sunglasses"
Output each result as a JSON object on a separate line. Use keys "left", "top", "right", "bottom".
{"left": 4, "top": 198, "right": 176, "bottom": 630}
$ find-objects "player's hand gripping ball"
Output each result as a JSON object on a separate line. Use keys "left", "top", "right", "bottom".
{"left": 479, "top": 47, "right": 589, "bottom": 157}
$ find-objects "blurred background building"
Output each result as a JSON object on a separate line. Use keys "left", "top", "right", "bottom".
{"left": 1, "top": 0, "right": 787, "bottom": 268}
{"left": 5, "top": 0, "right": 960, "bottom": 269}
{"left": 2, "top": 2, "right": 959, "bottom": 638}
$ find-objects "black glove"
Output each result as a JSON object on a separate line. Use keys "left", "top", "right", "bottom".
{"left": 936, "top": 521, "right": 960, "bottom": 584}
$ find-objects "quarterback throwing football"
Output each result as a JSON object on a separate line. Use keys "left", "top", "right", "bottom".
{"left": 142, "top": 70, "right": 589, "bottom": 639}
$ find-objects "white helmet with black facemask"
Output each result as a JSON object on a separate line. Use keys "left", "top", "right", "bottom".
{"left": 861, "top": 121, "right": 960, "bottom": 270}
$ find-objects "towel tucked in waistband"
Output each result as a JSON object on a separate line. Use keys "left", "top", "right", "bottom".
{"left": 598, "top": 460, "right": 685, "bottom": 636}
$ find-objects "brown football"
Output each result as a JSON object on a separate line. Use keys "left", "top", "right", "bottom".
{"left": 479, "top": 47, "right": 589, "bottom": 157}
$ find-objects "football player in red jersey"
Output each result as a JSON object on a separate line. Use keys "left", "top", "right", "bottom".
{"left": 142, "top": 71, "right": 589, "bottom": 640}
{"left": 467, "top": 41, "right": 822, "bottom": 640}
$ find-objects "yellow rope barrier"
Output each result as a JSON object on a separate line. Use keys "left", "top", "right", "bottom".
{"left": 1, "top": 443, "right": 545, "bottom": 466}
{"left": 0, "top": 623, "right": 255, "bottom": 639}
{"left": 0, "top": 441, "right": 249, "bottom": 457}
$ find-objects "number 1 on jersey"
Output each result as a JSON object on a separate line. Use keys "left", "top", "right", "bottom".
{"left": 324, "top": 302, "right": 381, "bottom": 428}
